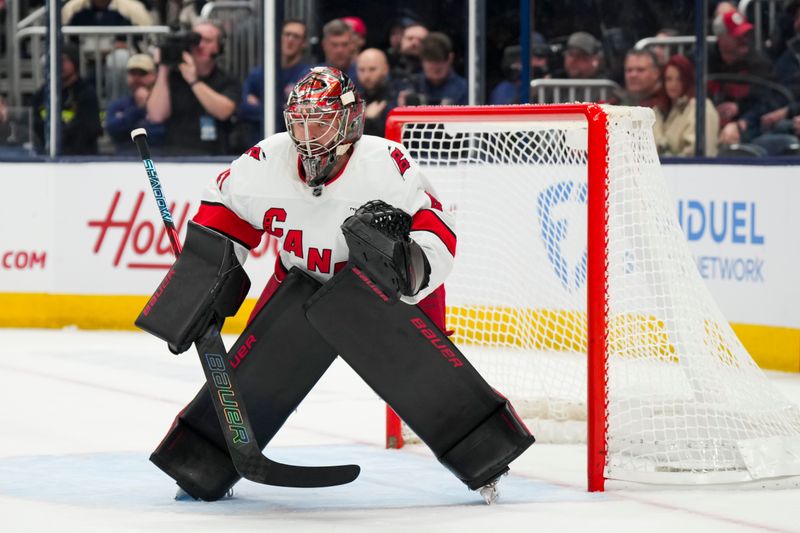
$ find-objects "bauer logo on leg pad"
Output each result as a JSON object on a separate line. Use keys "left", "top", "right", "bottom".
{"left": 205, "top": 353, "right": 250, "bottom": 444}
{"left": 410, "top": 317, "right": 463, "bottom": 368}
{"left": 229, "top": 334, "right": 258, "bottom": 369}
{"left": 351, "top": 266, "right": 390, "bottom": 302}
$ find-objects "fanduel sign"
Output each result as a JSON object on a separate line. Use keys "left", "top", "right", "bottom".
{"left": 677, "top": 200, "right": 765, "bottom": 245}
{"left": 676, "top": 199, "right": 766, "bottom": 284}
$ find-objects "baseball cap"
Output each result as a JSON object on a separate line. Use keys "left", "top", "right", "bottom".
{"left": 530, "top": 32, "right": 550, "bottom": 55}
{"left": 342, "top": 16, "right": 367, "bottom": 37}
{"left": 503, "top": 34, "right": 551, "bottom": 66}
{"left": 713, "top": 10, "right": 753, "bottom": 38}
{"left": 127, "top": 53, "right": 156, "bottom": 73}
{"left": 566, "top": 32, "right": 600, "bottom": 55}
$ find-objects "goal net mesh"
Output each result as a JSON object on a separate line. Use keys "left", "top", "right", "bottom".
{"left": 392, "top": 105, "right": 800, "bottom": 484}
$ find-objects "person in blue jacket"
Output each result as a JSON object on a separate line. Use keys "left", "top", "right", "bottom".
{"left": 398, "top": 32, "right": 468, "bottom": 107}
{"left": 239, "top": 19, "right": 310, "bottom": 144}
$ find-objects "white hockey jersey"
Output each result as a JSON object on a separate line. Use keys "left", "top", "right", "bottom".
{"left": 194, "top": 133, "right": 456, "bottom": 304}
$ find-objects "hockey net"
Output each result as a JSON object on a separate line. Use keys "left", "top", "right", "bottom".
{"left": 384, "top": 104, "right": 800, "bottom": 491}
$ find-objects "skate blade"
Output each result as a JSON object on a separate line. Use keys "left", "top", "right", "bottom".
{"left": 174, "top": 486, "right": 234, "bottom": 501}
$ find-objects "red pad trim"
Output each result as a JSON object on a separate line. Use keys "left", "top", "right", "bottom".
{"left": 418, "top": 284, "right": 447, "bottom": 332}
{"left": 273, "top": 255, "right": 288, "bottom": 281}
{"left": 193, "top": 201, "right": 263, "bottom": 250}
{"left": 247, "top": 257, "right": 288, "bottom": 323}
{"left": 411, "top": 209, "right": 456, "bottom": 256}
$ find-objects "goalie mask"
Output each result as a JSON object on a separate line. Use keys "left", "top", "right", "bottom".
{"left": 284, "top": 67, "right": 365, "bottom": 187}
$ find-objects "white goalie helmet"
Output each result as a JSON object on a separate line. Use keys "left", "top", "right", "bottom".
{"left": 284, "top": 67, "right": 365, "bottom": 187}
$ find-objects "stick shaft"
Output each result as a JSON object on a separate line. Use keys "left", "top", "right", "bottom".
{"left": 132, "top": 133, "right": 182, "bottom": 256}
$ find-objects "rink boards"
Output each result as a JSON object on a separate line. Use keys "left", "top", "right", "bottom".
{"left": 0, "top": 160, "right": 797, "bottom": 372}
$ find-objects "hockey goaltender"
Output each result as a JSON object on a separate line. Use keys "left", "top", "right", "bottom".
{"left": 135, "top": 67, "right": 534, "bottom": 504}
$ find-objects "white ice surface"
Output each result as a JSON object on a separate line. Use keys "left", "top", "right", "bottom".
{"left": 1, "top": 328, "right": 800, "bottom": 533}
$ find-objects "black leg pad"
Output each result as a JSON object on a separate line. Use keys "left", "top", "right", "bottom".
{"left": 305, "top": 265, "right": 535, "bottom": 489}
{"left": 150, "top": 416, "right": 239, "bottom": 501}
{"left": 150, "top": 268, "right": 339, "bottom": 501}
{"left": 439, "top": 401, "right": 535, "bottom": 490}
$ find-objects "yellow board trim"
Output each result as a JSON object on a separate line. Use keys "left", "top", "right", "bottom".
{"left": 0, "top": 293, "right": 256, "bottom": 333}
{"left": 1, "top": 293, "right": 798, "bottom": 372}
{"left": 730, "top": 323, "right": 800, "bottom": 372}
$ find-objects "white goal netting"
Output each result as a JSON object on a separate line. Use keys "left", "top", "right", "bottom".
{"left": 391, "top": 105, "right": 800, "bottom": 485}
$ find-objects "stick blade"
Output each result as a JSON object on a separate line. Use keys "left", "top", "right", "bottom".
{"left": 233, "top": 451, "right": 361, "bottom": 487}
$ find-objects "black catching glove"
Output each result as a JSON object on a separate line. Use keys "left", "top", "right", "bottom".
{"left": 341, "top": 200, "right": 430, "bottom": 300}
{"left": 135, "top": 221, "right": 251, "bottom": 354}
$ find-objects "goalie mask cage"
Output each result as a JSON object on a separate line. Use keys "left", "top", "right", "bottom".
{"left": 384, "top": 104, "right": 800, "bottom": 492}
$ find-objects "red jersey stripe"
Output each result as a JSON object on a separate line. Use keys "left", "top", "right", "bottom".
{"left": 411, "top": 209, "right": 456, "bottom": 256}
{"left": 216, "top": 168, "right": 231, "bottom": 190}
{"left": 425, "top": 192, "right": 443, "bottom": 211}
{"left": 193, "top": 201, "right": 263, "bottom": 250}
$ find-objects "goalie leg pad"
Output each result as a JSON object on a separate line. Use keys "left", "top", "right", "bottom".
{"left": 438, "top": 401, "right": 534, "bottom": 490}
{"left": 304, "top": 265, "right": 535, "bottom": 489}
{"left": 150, "top": 411, "right": 238, "bottom": 501}
{"left": 150, "top": 268, "right": 339, "bottom": 500}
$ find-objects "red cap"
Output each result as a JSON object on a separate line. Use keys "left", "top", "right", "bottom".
{"left": 342, "top": 16, "right": 367, "bottom": 37}
{"left": 720, "top": 10, "right": 753, "bottom": 38}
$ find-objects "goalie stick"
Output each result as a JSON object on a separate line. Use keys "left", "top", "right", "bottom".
{"left": 130, "top": 128, "right": 360, "bottom": 488}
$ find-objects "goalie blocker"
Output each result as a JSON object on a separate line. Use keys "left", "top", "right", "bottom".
{"left": 135, "top": 221, "right": 251, "bottom": 354}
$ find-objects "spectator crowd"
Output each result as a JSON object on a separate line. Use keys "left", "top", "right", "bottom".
{"left": 486, "top": 1, "right": 800, "bottom": 157}
{"left": 3, "top": 0, "right": 800, "bottom": 158}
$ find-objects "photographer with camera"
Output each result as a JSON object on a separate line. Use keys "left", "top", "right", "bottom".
{"left": 397, "top": 32, "right": 467, "bottom": 107}
{"left": 146, "top": 21, "right": 240, "bottom": 155}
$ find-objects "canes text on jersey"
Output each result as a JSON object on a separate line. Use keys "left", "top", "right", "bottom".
{"left": 263, "top": 207, "right": 346, "bottom": 274}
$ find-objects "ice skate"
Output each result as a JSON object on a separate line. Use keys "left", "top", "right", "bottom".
{"left": 174, "top": 486, "right": 196, "bottom": 501}
{"left": 477, "top": 472, "right": 507, "bottom": 505}
{"left": 174, "top": 486, "right": 233, "bottom": 501}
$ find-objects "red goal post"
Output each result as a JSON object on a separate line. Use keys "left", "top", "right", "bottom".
{"left": 383, "top": 104, "right": 800, "bottom": 492}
